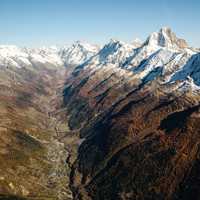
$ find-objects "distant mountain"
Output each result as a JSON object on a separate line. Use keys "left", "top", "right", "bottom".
{"left": 0, "top": 45, "right": 63, "bottom": 68}
{"left": 0, "top": 41, "right": 100, "bottom": 69}
{"left": 59, "top": 41, "right": 100, "bottom": 66}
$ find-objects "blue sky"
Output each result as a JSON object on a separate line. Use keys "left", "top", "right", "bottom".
{"left": 0, "top": 0, "right": 199, "bottom": 47}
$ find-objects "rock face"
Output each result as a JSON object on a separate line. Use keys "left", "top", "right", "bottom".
{"left": 145, "top": 27, "right": 188, "bottom": 49}
{"left": 62, "top": 28, "right": 200, "bottom": 200}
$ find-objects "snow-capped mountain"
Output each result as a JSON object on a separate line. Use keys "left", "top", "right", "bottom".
{"left": 0, "top": 45, "right": 63, "bottom": 68}
{"left": 59, "top": 41, "right": 100, "bottom": 66}
{"left": 0, "top": 41, "right": 100, "bottom": 69}
{"left": 60, "top": 28, "right": 200, "bottom": 200}
{"left": 69, "top": 27, "right": 200, "bottom": 94}
{"left": 0, "top": 45, "right": 31, "bottom": 68}
{"left": 61, "top": 27, "right": 200, "bottom": 141}
{"left": 0, "top": 27, "right": 200, "bottom": 92}
{"left": 144, "top": 27, "right": 188, "bottom": 50}
{"left": 76, "top": 39, "right": 137, "bottom": 70}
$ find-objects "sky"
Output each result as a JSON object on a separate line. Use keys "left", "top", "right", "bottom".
{"left": 0, "top": 0, "right": 199, "bottom": 47}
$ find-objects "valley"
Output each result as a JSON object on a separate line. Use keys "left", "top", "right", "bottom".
{"left": 0, "top": 27, "right": 200, "bottom": 200}
{"left": 0, "top": 65, "right": 79, "bottom": 200}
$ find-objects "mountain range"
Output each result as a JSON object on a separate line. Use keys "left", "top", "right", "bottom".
{"left": 1, "top": 27, "right": 200, "bottom": 200}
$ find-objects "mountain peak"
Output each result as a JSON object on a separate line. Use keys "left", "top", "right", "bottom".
{"left": 83, "top": 39, "right": 136, "bottom": 67}
{"left": 59, "top": 41, "right": 99, "bottom": 66}
{"left": 160, "top": 26, "right": 172, "bottom": 33}
{"left": 69, "top": 40, "right": 99, "bottom": 52}
{"left": 145, "top": 27, "right": 188, "bottom": 50}
{"left": 100, "top": 39, "right": 123, "bottom": 54}
{"left": 132, "top": 38, "right": 143, "bottom": 48}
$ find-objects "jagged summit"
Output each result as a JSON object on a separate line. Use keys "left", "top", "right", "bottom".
{"left": 59, "top": 40, "right": 100, "bottom": 65}
{"left": 88, "top": 39, "right": 136, "bottom": 66}
{"left": 98, "top": 39, "right": 126, "bottom": 58}
{"left": 144, "top": 27, "right": 188, "bottom": 50}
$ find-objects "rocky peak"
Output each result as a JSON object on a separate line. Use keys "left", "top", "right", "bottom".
{"left": 96, "top": 39, "right": 135, "bottom": 65}
{"left": 144, "top": 27, "right": 188, "bottom": 50}
{"left": 99, "top": 39, "right": 123, "bottom": 56}
{"left": 59, "top": 41, "right": 99, "bottom": 65}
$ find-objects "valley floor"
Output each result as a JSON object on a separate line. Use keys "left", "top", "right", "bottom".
{"left": 0, "top": 66, "right": 79, "bottom": 200}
